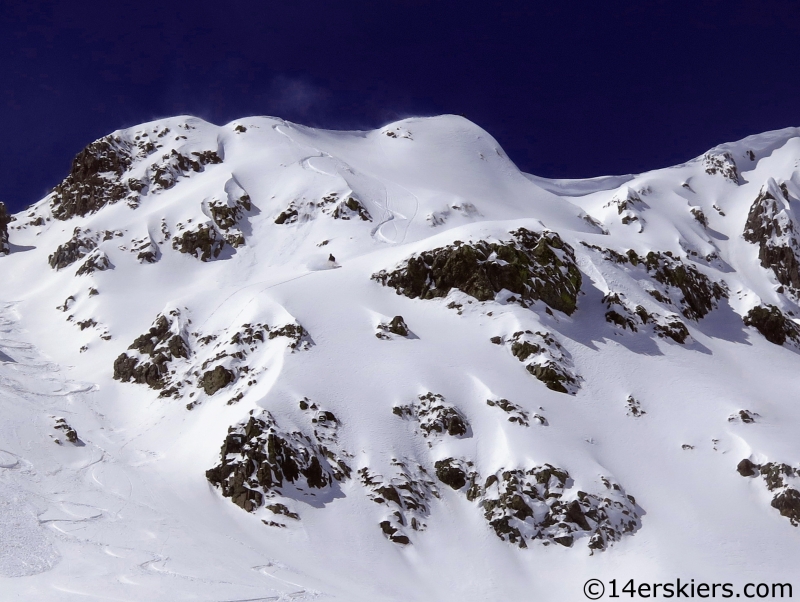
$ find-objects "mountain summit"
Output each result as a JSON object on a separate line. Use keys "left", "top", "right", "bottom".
{"left": 2, "top": 115, "right": 800, "bottom": 600}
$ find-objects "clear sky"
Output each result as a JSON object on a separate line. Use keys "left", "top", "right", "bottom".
{"left": 2, "top": 0, "right": 798, "bottom": 212}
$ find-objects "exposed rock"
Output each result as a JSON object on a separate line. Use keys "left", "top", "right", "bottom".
{"left": 691, "top": 207, "right": 708, "bottom": 227}
{"left": 298, "top": 398, "right": 340, "bottom": 445}
{"left": 626, "top": 395, "right": 645, "bottom": 417}
{"left": 498, "top": 330, "right": 579, "bottom": 394}
{"left": 434, "top": 458, "right": 481, "bottom": 500}
{"left": 739, "top": 459, "right": 800, "bottom": 526}
{"left": 772, "top": 488, "right": 800, "bottom": 526}
{"left": 427, "top": 202, "right": 481, "bottom": 227}
{"left": 206, "top": 411, "right": 350, "bottom": 513}
{"left": 702, "top": 150, "right": 740, "bottom": 184}
{"left": 372, "top": 228, "right": 582, "bottom": 315}
{"left": 275, "top": 203, "right": 300, "bottom": 225}
{"left": 57, "top": 296, "right": 75, "bottom": 312}
{"left": 0, "top": 202, "right": 10, "bottom": 255}
{"left": 268, "top": 323, "right": 313, "bottom": 351}
{"left": 147, "top": 149, "right": 222, "bottom": 192}
{"left": 393, "top": 392, "right": 470, "bottom": 438}
{"left": 172, "top": 223, "right": 225, "bottom": 262}
{"left": 191, "top": 321, "right": 310, "bottom": 403}
{"left": 198, "top": 365, "right": 235, "bottom": 395}
{"left": 588, "top": 244, "right": 727, "bottom": 321}
{"left": 743, "top": 304, "right": 800, "bottom": 346}
{"left": 76, "top": 319, "right": 97, "bottom": 331}
{"left": 266, "top": 503, "right": 299, "bottom": 520}
{"left": 737, "top": 459, "right": 758, "bottom": 477}
{"left": 75, "top": 250, "right": 112, "bottom": 276}
{"left": 376, "top": 315, "right": 410, "bottom": 339}
{"left": 360, "top": 459, "right": 439, "bottom": 545}
{"left": 743, "top": 180, "right": 800, "bottom": 292}
{"left": 603, "top": 292, "right": 691, "bottom": 343}
{"left": 113, "top": 311, "right": 189, "bottom": 390}
{"left": 728, "top": 409, "right": 758, "bottom": 424}
{"left": 486, "top": 398, "right": 530, "bottom": 426}
{"left": 640, "top": 251, "right": 727, "bottom": 320}
{"left": 604, "top": 187, "right": 646, "bottom": 229}
{"left": 208, "top": 184, "right": 251, "bottom": 247}
{"left": 605, "top": 188, "right": 643, "bottom": 215}
{"left": 332, "top": 197, "right": 371, "bottom": 221}
{"left": 52, "top": 417, "right": 78, "bottom": 444}
{"left": 434, "top": 458, "right": 467, "bottom": 490}
{"left": 476, "top": 466, "right": 641, "bottom": 550}
{"left": 48, "top": 228, "right": 97, "bottom": 270}
{"left": 50, "top": 135, "right": 136, "bottom": 220}
{"left": 130, "top": 236, "right": 159, "bottom": 264}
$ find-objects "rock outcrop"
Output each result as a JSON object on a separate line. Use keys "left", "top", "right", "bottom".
{"left": 393, "top": 392, "right": 470, "bottom": 438}
{"left": 737, "top": 459, "right": 800, "bottom": 526}
{"left": 602, "top": 292, "right": 690, "bottom": 343}
{"left": 702, "top": 150, "right": 740, "bottom": 184}
{"left": 147, "top": 149, "right": 222, "bottom": 193}
{"left": 376, "top": 315, "right": 410, "bottom": 339}
{"left": 52, "top": 416, "right": 79, "bottom": 444}
{"left": 587, "top": 244, "right": 727, "bottom": 321}
{"left": 206, "top": 411, "right": 351, "bottom": 513}
{"left": 485, "top": 398, "right": 531, "bottom": 427}
{"left": 48, "top": 228, "right": 97, "bottom": 270}
{"left": 115, "top": 312, "right": 312, "bottom": 402}
{"left": 50, "top": 136, "right": 135, "bottom": 219}
{"left": 492, "top": 330, "right": 580, "bottom": 394}
{"left": 432, "top": 461, "right": 642, "bottom": 551}
{"left": 172, "top": 223, "right": 226, "bottom": 262}
{"left": 360, "top": 459, "right": 439, "bottom": 545}
{"left": 372, "top": 228, "right": 582, "bottom": 315}
{"left": 113, "top": 311, "right": 190, "bottom": 391}
{"left": 743, "top": 179, "right": 800, "bottom": 292}
{"left": 0, "top": 201, "right": 10, "bottom": 255}
{"left": 743, "top": 304, "right": 800, "bottom": 346}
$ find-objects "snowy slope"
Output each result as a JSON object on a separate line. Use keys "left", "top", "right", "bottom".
{"left": 2, "top": 115, "right": 800, "bottom": 600}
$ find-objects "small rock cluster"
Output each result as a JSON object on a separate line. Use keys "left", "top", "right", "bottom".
{"left": 491, "top": 330, "right": 579, "bottom": 394}
{"left": 113, "top": 310, "right": 190, "bottom": 391}
{"left": 737, "top": 459, "right": 800, "bottom": 526}
{"left": 51, "top": 416, "right": 79, "bottom": 444}
{"left": 115, "top": 312, "right": 312, "bottom": 403}
{"left": 602, "top": 292, "right": 690, "bottom": 344}
{"left": 485, "top": 398, "right": 533, "bottom": 427}
{"left": 375, "top": 315, "right": 410, "bottom": 339}
{"left": 359, "top": 459, "right": 439, "bottom": 545}
{"left": 393, "top": 392, "right": 470, "bottom": 438}
{"left": 702, "top": 150, "right": 740, "bottom": 184}
{"left": 275, "top": 192, "right": 370, "bottom": 225}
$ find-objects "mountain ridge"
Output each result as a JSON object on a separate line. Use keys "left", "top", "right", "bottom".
{"left": 1, "top": 114, "right": 800, "bottom": 600}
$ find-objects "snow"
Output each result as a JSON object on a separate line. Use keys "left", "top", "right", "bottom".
{"left": 1, "top": 115, "right": 800, "bottom": 599}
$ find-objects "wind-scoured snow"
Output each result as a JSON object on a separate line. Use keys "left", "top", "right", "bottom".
{"left": 1, "top": 115, "right": 800, "bottom": 600}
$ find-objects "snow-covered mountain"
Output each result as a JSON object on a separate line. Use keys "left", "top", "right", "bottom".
{"left": 2, "top": 115, "right": 800, "bottom": 600}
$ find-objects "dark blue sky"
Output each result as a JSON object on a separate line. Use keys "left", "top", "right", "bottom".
{"left": 2, "top": 1, "right": 798, "bottom": 212}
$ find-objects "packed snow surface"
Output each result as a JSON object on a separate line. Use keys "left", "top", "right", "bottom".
{"left": 2, "top": 115, "right": 800, "bottom": 600}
